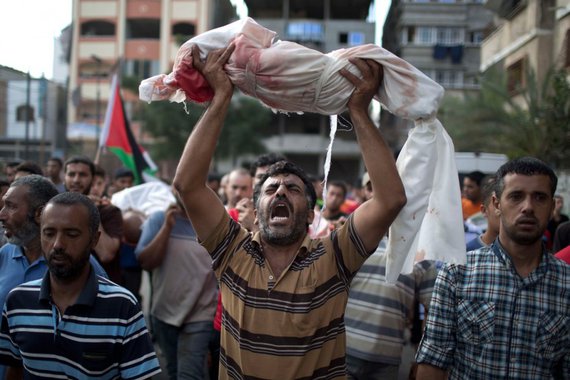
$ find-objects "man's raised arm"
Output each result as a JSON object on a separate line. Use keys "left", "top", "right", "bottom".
{"left": 173, "top": 44, "right": 235, "bottom": 241}
{"left": 339, "top": 58, "right": 406, "bottom": 252}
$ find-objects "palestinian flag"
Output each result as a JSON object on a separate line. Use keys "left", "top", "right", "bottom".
{"left": 99, "top": 74, "right": 156, "bottom": 184}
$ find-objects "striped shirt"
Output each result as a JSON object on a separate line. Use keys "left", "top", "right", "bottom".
{"left": 345, "top": 241, "right": 437, "bottom": 365}
{"left": 201, "top": 212, "right": 371, "bottom": 379}
{"left": 0, "top": 268, "right": 161, "bottom": 379}
{"left": 416, "top": 241, "right": 570, "bottom": 379}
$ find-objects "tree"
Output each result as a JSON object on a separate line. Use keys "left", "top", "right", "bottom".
{"left": 440, "top": 66, "right": 570, "bottom": 169}
{"left": 141, "top": 93, "right": 270, "bottom": 165}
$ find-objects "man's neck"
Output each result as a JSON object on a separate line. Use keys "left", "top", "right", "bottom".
{"left": 49, "top": 267, "right": 90, "bottom": 314}
{"left": 322, "top": 208, "right": 341, "bottom": 220}
{"left": 22, "top": 238, "right": 42, "bottom": 264}
{"left": 498, "top": 235, "right": 543, "bottom": 278}
{"left": 261, "top": 236, "right": 305, "bottom": 279}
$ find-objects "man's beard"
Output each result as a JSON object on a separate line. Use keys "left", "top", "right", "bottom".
{"left": 258, "top": 205, "right": 309, "bottom": 246}
{"left": 47, "top": 249, "right": 91, "bottom": 281}
{"left": 7, "top": 218, "right": 39, "bottom": 247}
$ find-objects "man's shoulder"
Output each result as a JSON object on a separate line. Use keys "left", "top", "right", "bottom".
{"left": 96, "top": 276, "right": 139, "bottom": 305}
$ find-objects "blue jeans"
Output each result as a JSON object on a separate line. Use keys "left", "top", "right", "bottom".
{"left": 152, "top": 317, "right": 213, "bottom": 380}
{"left": 346, "top": 354, "right": 399, "bottom": 380}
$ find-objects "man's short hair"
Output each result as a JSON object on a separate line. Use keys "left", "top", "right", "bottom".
{"left": 94, "top": 164, "right": 106, "bottom": 178}
{"left": 11, "top": 175, "right": 59, "bottom": 216}
{"left": 465, "top": 171, "right": 486, "bottom": 187}
{"left": 481, "top": 175, "right": 497, "bottom": 207}
{"left": 114, "top": 167, "right": 134, "bottom": 180}
{"left": 495, "top": 157, "right": 557, "bottom": 199}
{"left": 250, "top": 153, "right": 287, "bottom": 177}
{"left": 6, "top": 161, "right": 22, "bottom": 169}
{"left": 64, "top": 156, "right": 95, "bottom": 176}
{"left": 16, "top": 161, "right": 44, "bottom": 176}
{"left": 46, "top": 192, "right": 100, "bottom": 237}
{"left": 328, "top": 180, "right": 347, "bottom": 198}
{"left": 253, "top": 161, "right": 317, "bottom": 210}
{"left": 47, "top": 157, "right": 63, "bottom": 168}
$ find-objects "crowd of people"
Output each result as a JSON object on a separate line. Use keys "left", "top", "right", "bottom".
{"left": 0, "top": 45, "right": 568, "bottom": 380}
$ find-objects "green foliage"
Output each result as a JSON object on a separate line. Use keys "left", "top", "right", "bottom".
{"left": 142, "top": 101, "right": 202, "bottom": 161}
{"left": 441, "top": 66, "right": 570, "bottom": 168}
{"left": 141, "top": 94, "right": 270, "bottom": 164}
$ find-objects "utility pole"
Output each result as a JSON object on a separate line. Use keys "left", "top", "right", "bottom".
{"left": 25, "top": 72, "right": 31, "bottom": 160}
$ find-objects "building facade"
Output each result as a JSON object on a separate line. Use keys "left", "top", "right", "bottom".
{"left": 381, "top": 0, "right": 494, "bottom": 149}
{"left": 0, "top": 66, "right": 66, "bottom": 164}
{"left": 481, "top": 0, "right": 570, "bottom": 97}
{"left": 67, "top": 0, "right": 235, "bottom": 158}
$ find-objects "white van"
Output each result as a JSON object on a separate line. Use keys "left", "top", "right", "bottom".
{"left": 455, "top": 152, "right": 508, "bottom": 175}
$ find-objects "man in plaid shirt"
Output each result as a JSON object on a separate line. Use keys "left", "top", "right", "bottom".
{"left": 416, "top": 157, "right": 570, "bottom": 379}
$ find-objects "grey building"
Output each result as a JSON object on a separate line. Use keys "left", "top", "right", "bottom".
{"left": 0, "top": 66, "right": 66, "bottom": 165}
{"left": 381, "top": 0, "right": 494, "bottom": 149}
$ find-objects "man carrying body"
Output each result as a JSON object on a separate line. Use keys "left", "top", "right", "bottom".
{"left": 173, "top": 44, "right": 406, "bottom": 378}
{"left": 416, "top": 157, "right": 570, "bottom": 379}
{"left": 0, "top": 192, "right": 161, "bottom": 379}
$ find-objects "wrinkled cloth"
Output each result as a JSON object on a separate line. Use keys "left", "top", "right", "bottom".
{"left": 139, "top": 17, "right": 442, "bottom": 118}
{"left": 139, "top": 17, "right": 466, "bottom": 279}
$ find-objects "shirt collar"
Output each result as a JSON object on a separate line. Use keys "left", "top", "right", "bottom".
{"left": 39, "top": 265, "right": 99, "bottom": 307}
{"left": 251, "top": 230, "right": 311, "bottom": 257}
{"left": 491, "top": 238, "right": 550, "bottom": 279}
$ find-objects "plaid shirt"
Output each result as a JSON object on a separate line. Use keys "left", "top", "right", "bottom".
{"left": 416, "top": 241, "right": 570, "bottom": 379}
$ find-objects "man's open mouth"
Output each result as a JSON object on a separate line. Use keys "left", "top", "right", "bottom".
{"left": 270, "top": 202, "right": 291, "bottom": 222}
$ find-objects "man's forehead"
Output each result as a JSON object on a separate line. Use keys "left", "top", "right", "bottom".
{"left": 66, "top": 163, "right": 91, "bottom": 173}
{"left": 263, "top": 173, "right": 303, "bottom": 187}
{"left": 503, "top": 173, "right": 551, "bottom": 191}
{"left": 4, "top": 185, "right": 27, "bottom": 200}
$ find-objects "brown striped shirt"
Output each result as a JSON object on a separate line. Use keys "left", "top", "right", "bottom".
{"left": 201, "top": 212, "right": 371, "bottom": 379}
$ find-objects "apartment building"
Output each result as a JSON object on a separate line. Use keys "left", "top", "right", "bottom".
{"left": 67, "top": 0, "right": 235, "bottom": 157}
{"left": 481, "top": 0, "right": 570, "bottom": 99}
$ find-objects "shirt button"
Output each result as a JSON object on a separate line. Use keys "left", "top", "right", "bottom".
{"left": 269, "top": 275, "right": 274, "bottom": 280}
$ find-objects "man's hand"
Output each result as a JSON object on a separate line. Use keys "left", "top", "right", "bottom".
{"left": 236, "top": 198, "right": 256, "bottom": 232}
{"left": 191, "top": 43, "right": 235, "bottom": 98}
{"left": 339, "top": 58, "right": 383, "bottom": 115}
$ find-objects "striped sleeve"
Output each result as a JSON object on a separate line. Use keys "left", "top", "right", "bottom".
{"left": 0, "top": 304, "right": 22, "bottom": 367}
{"left": 116, "top": 289, "right": 161, "bottom": 380}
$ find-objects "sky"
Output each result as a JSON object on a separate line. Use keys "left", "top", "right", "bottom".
{"left": 0, "top": 0, "right": 73, "bottom": 79}
{"left": 0, "top": 0, "right": 389, "bottom": 80}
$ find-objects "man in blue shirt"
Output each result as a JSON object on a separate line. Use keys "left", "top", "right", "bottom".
{"left": 417, "top": 157, "right": 570, "bottom": 379}
{"left": 0, "top": 192, "right": 160, "bottom": 379}
{"left": 0, "top": 175, "right": 107, "bottom": 378}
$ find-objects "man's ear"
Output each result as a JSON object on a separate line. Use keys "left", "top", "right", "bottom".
{"left": 307, "top": 208, "right": 315, "bottom": 225}
{"left": 91, "top": 228, "right": 101, "bottom": 249}
{"left": 34, "top": 206, "right": 44, "bottom": 224}
{"left": 492, "top": 194, "right": 500, "bottom": 215}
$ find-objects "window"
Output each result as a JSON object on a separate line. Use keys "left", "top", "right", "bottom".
{"left": 16, "top": 105, "right": 34, "bottom": 122}
{"left": 418, "top": 27, "right": 434, "bottom": 44}
{"left": 406, "top": 26, "right": 416, "bottom": 43}
{"left": 286, "top": 22, "right": 323, "bottom": 42}
{"left": 470, "top": 31, "right": 484, "bottom": 44}
{"left": 433, "top": 70, "right": 464, "bottom": 88}
{"left": 436, "top": 27, "right": 463, "bottom": 44}
{"left": 339, "top": 32, "right": 348, "bottom": 44}
{"left": 507, "top": 59, "right": 525, "bottom": 93}
{"left": 348, "top": 32, "right": 365, "bottom": 46}
{"left": 124, "top": 60, "right": 160, "bottom": 79}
